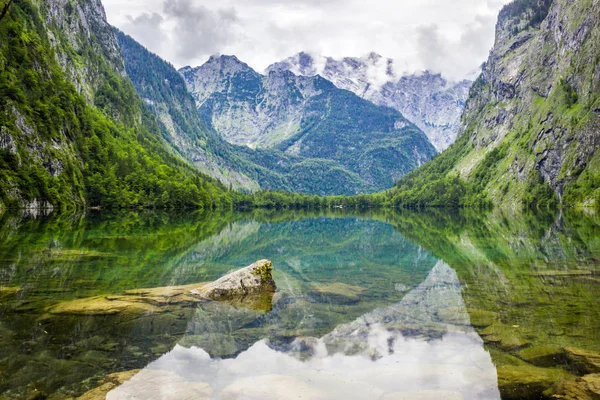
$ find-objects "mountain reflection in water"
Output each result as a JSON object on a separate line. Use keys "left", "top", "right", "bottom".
{"left": 109, "top": 262, "right": 500, "bottom": 400}
{"left": 1, "top": 209, "right": 598, "bottom": 400}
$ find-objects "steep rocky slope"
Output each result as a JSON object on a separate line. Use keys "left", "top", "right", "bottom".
{"left": 390, "top": 0, "right": 600, "bottom": 209}
{"left": 268, "top": 52, "right": 472, "bottom": 151}
{"left": 179, "top": 55, "right": 436, "bottom": 193}
{"left": 0, "top": 0, "right": 230, "bottom": 210}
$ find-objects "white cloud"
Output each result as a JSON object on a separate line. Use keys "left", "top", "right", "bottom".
{"left": 103, "top": 0, "right": 512, "bottom": 80}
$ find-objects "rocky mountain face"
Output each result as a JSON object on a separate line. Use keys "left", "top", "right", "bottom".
{"left": 179, "top": 56, "right": 436, "bottom": 194}
{"left": 268, "top": 52, "right": 472, "bottom": 152}
{"left": 115, "top": 30, "right": 259, "bottom": 191}
{"left": 391, "top": 0, "right": 600, "bottom": 209}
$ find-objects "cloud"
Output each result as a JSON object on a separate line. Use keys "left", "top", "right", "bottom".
{"left": 103, "top": 0, "right": 513, "bottom": 80}
{"left": 121, "top": 12, "right": 166, "bottom": 55}
{"left": 162, "top": 0, "right": 240, "bottom": 64}
{"left": 416, "top": 25, "right": 447, "bottom": 73}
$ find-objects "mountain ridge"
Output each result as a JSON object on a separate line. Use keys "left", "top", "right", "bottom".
{"left": 267, "top": 51, "right": 472, "bottom": 152}
{"left": 178, "top": 54, "right": 437, "bottom": 194}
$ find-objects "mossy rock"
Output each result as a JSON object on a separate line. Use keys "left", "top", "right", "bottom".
{"left": 466, "top": 308, "right": 498, "bottom": 327}
{"left": 564, "top": 347, "right": 600, "bottom": 374}
{"left": 497, "top": 365, "right": 574, "bottom": 399}
{"left": 517, "top": 346, "right": 567, "bottom": 367}
{"left": 558, "top": 373, "right": 600, "bottom": 400}
{"left": 46, "top": 296, "right": 161, "bottom": 316}
{"left": 0, "top": 286, "right": 21, "bottom": 300}
{"left": 480, "top": 323, "right": 531, "bottom": 350}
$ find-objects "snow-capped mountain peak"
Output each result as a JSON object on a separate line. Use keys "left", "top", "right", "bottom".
{"left": 267, "top": 52, "right": 472, "bottom": 151}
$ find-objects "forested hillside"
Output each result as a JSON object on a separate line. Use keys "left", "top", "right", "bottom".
{"left": 0, "top": 0, "right": 231, "bottom": 211}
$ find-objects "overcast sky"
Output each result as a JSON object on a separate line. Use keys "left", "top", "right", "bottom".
{"left": 103, "top": 0, "right": 512, "bottom": 81}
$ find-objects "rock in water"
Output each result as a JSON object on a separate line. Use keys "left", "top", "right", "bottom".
{"left": 199, "top": 260, "right": 276, "bottom": 301}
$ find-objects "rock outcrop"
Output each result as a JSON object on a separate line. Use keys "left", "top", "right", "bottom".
{"left": 46, "top": 261, "right": 277, "bottom": 316}
{"left": 198, "top": 259, "right": 276, "bottom": 300}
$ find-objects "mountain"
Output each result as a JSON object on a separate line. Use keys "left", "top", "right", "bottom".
{"left": 114, "top": 30, "right": 260, "bottom": 191}
{"left": 0, "top": 0, "right": 230, "bottom": 211}
{"left": 179, "top": 56, "right": 436, "bottom": 193}
{"left": 267, "top": 52, "right": 472, "bottom": 152}
{"left": 389, "top": 0, "right": 600, "bottom": 209}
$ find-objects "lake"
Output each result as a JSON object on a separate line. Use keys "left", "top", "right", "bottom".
{"left": 0, "top": 208, "right": 599, "bottom": 399}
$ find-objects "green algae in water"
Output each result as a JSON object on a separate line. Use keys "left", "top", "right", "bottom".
{"left": 0, "top": 209, "right": 599, "bottom": 399}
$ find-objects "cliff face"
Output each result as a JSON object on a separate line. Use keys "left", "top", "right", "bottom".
{"left": 42, "top": 0, "right": 123, "bottom": 99}
{"left": 268, "top": 52, "right": 472, "bottom": 152}
{"left": 456, "top": 0, "right": 600, "bottom": 207}
{"left": 391, "top": 0, "right": 600, "bottom": 209}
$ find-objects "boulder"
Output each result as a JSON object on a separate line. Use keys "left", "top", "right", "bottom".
{"left": 198, "top": 259, "right": 276, "bottom": 300}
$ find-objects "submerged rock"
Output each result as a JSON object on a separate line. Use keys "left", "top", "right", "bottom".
{"left": 198, "top": 259, "right": 276, "bottom": 300}
{"left": 309, "top": 282, "right": 365, "bottom": 304}
{"left": 564, "top": 347, "right": 600, "bottom": 374}
{"left": 479, "top": 323, "right": 531, "bottom": 350}
{"left": 46, "top": 261, "right": 277, "bottom": 316}
{"left": 46, "top": 283, "right": 205, "bottom": 316}
{"left": 560, "top": 373, "right": 600, "bottom": 400}
{"left": 517, "top": 346, "right": 566, "bottom": 368}
{"left": 77, "top": 370, "right": 140, "bottom": 400}
{"left": 496, "top": 365, "right": 573, "bottom": 399}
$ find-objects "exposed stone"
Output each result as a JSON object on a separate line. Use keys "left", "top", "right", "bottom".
{"left": 0, "top": 126, "right": 17, "bottom": 154}
{"left": 46, "top": 261, "right": 277, "bottom": 316}
{"left": 197, "top": 259, "right": 276, "bottom": 301}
